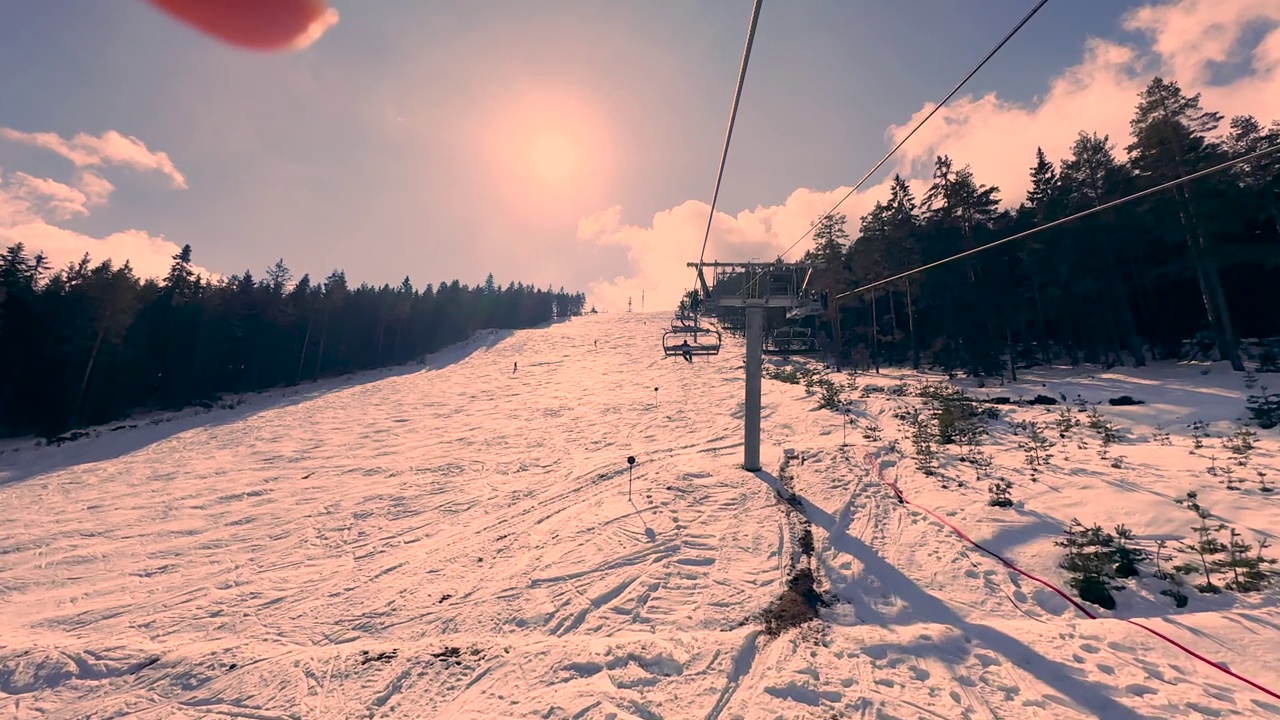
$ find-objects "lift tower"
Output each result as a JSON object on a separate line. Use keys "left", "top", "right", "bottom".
{"left": 688, "top": 261, "right": 817, "bottom": 471}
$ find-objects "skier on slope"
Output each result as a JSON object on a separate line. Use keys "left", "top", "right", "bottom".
{"left": 513, "top": 361, "right": 517, "bottom": 374}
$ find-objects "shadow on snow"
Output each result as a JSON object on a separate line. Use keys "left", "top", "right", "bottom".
{"left": 0, "top": 328, "right": 526, "bottom": 488}
{"left": 753, "top": 471, "right": 1158, "bottom": 720}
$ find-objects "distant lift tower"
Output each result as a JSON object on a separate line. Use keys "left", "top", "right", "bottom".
{"left": 689, "top": 261, "right": 817, "bottom": 471}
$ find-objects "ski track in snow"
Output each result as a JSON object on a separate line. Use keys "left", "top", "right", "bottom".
{"left": 0, "top": 313, "right": 1277, "bottom": 719}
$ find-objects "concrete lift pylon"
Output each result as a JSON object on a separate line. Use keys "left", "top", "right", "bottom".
{"left": 688, "top": 261, "right": 817, "bottom": 472}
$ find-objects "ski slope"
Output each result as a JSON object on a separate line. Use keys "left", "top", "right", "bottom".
{"left": 1, "top": 312, "right": 1278, "bottom": 719}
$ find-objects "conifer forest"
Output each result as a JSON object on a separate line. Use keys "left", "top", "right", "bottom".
{"left": 0, "top": 242, "right": 586, "bottom": 438}
{"left": 799, "top": 77, "right": 1280, "bottom": 376}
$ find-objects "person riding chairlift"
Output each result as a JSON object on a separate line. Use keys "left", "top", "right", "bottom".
{"left": 679, "top": 338, "right": 693, "bottom": 363}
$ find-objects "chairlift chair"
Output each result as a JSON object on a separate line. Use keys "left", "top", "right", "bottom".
{"left": 670, "top": 310, "right": 701, "bottom": 331}
{"left": 785, "top": 298, "right": 823, "bottom": 320}
{"left": 669, "top": 321, "right": 705, "bottom": 334}
{"left": 662, "top": 327, "right": 722, "bottom": 357}
{"left": 785, "top": 290, "right": 829, "bottom": 320}
{"left": 762, "top": 326, "right": 821, "bottom": 356}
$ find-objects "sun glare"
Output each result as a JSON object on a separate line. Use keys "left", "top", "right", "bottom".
{"left": 475, "top": 85, "right": 613, "bottom": 215}
{"left": 528, "top": 133, "right": 577, "bottom": 183}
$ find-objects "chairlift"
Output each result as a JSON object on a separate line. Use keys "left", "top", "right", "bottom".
{"left": 671, "top": 302, "right": 715, "bottom": 334}
{"left": 669, "top": 320, "right": 705, "bottom": 334}
{"left": 662, "top": 327, "right": 722, "bottom": 357}
{"left": 785, "top": 290, "right": 829, "bottom": 320}
{"left": 670, "top": 310, "right": 699, "bottom": 329}
{"left": 763, "top": 326, "right": 821, "bottom": 356}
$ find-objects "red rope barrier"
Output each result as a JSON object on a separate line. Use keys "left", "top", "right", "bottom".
{"left": 860, "top": 452, "right": 1280, "bottom": 703}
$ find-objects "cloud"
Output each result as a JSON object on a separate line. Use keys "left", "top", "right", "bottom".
{"left": 577, "top": 185, "right": 890, "bottom": 313}
{"left": 0, "top": 222, "right": 201, "bottom": 281}
{"left": 76, "top": 170, "right": 116, "bottom": 207}
{"left": 0, "top": 130, "right": 204, "bottom": 280}
{"left": 581, "top": 0, "right": 1280, "bottom": 311}
{"left": 4, "top": 172, "right": 91, "bottom": 221}
{"left": 0, "top": 127, "right": 187, "bottom": 188}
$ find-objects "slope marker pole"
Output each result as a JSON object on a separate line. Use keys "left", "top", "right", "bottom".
{"left": 626, "top": 455, "right": 636, "bottom": 501}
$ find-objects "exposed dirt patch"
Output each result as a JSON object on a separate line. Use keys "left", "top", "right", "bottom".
{"left": 761, "top": 567, "right": 827, "bottom": 637}
{"left": 755, "top": 456, "right": 831, "bottom": 637}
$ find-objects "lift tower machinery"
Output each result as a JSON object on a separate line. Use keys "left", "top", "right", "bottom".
{"left": 688, "top": 260, "right": 818, "bottom": 471}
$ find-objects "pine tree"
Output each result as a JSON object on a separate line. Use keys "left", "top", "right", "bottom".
{"left": 1057, "top": 519, "right": 1121, "bottom": 609}
{"left": 1127, "top": 77, "right": 1243, "bottom": 371}
{"left": 0, "top": 243, "right": 37, "bottom": 290}
{"left": 1179, "top": 506, "right": 1228, "bottom": 593}
{"left": 923, "top": 157, "right": 1001, "bottom": 242}
{"left": 1216, "top": 530, "right": 1276, "bottom": 593}
{"left": 1111, "top": 524, "right": 1147, "bottom": 578}
{"left": 1059, "top": 131, "right": 1146, "bottom": 367}
{"left": 1225, "top": 114, "right": 1280, "bottom": 237}
{"left": 163, "top": 244, "right": 197, "bottom": 300}
{"left": 265, "top": 259, "right": 292, "bottom": 294}
{"left": 1025, "top": 147, "right": 1060, "bottom": 220}
{"left": 803, "top": 212, "right": 853, "bottom": 358}
{"left": 988, "top": 477, "right": 1013, "bottom": 507}
{"left": 884, "top": 175, "right": 923, "bottom": 368}
{"left": 1017, "top": 420, "right": 1055, "bottom": 470}
{"left": 71, "top": 259, "right": 143, "bottom": 425}
{"left": 1247, "top": 386, "right": 1280, "bottom": 429}
{"left": 806, "top": 213, "right": 852, "bottom": 287}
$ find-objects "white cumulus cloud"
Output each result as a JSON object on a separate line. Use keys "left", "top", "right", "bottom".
{"left": 0, "top": 129, "right": 205, "bottom": 280}
{"left": 0, "top": 127, "right": 187, "bottom": 189}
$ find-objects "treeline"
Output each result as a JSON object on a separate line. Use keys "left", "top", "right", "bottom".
{"left": 800, "top": 76, "right": 1280, "bottom": 375}
{"left": 0, "top": 244, "right": 586, "bottom": 437}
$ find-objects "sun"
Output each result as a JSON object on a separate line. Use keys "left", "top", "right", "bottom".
{"left": 474, "top": 85, "right": 613, "bottom": 211}
{"left": 527, "top": 132, "right": 577, "bottom": 183}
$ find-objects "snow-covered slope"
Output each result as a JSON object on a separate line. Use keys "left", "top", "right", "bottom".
{"left": 1, "top": 313, "right": 1277, "bottom": 719}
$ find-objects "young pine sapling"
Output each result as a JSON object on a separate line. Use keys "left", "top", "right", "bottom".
{"left": 1220, "top": 464, "right": 1239, "bottom": 491}
{"left": 1218, "top": 529, "right": 1272, "bottom": 592}
{"left": 1179, "top": 508, "right": 1228, "bottom": 594}
{"left": 988, "top": 477, "right": 1014, "bottom": 508}
{"left": 1152, "top": 423, "right": 1173, "bottom": 447}
{"left": 1111, "top": 524, "right": 1148, "bottom": 578}
{"left": 1222, "top": 425, "right": 1257, "bottom": 467}
{"left": 1153, "top": 539, "right": 1189, "bottom": 607}
{"left": 1188, "top": 420, "right": 1210, "bottom": 451}
{"left": 1055, "top": 407, "right": 1079, "bottom": 438}
{"left": 1057, "top": 520, "right": 1122, "bottom": 610}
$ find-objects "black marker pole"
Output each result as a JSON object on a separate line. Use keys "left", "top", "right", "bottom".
{"left": 626, "top": 456, "right": 636, "bottom": 502}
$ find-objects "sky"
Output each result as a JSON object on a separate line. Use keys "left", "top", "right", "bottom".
{"left": 1, "top": 0, "right": 1278, "bottom": 311}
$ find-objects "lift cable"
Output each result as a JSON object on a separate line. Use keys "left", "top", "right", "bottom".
{"left": 693, "top": 0, "right": 766, "bottom": 295}
{"left": 757, "top": 0, "right": 1051, "bottom": 289}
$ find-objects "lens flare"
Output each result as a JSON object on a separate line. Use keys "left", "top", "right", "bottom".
{"left": 528, "top": 133, "right": 577, "bottom": 183}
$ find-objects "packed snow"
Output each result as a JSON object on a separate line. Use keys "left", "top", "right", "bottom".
{"left": 1, "top": 312, "right": 1277, "bottom": 719}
